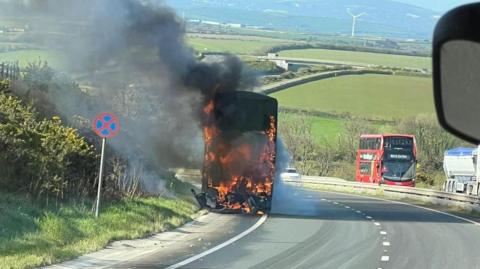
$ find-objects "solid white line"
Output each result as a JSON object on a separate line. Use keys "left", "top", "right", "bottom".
{"left": 165, "top": 214, "right": 268, "bottom": 269}
{"left": 383, "top": 242, "right": 390, "bottom": 246}
{"left": 381, "top": 256, "right": 390, "bottom": 262}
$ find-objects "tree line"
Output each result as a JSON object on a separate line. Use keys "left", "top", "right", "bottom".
{"left": 279, "top": 113, "right": 468, "bottom": 188}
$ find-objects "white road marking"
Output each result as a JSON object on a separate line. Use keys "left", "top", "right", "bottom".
{"left": 366, "top": 216, "right": 372, "bottom": 219}
{"left": 381, "top": 256, "right": 390, "bottom": 262}
{"left": 321, "top": 198, "right": 326, "bottom": 201}
{"left": 374, "top": 222, "right": 381, "bottom": 226}
{"left": 322, "top": 190, "right": 480, "bottom": 227}
{"left": 383, "top": 242, "right": 390, "bottom": 246}
{"left": 333, "top": 202, "right": 339, "bottom": 205}
{"left": 380, "top": 231, "right": 387, "bottom": 235}
{"left": 344, "top": 206, "right": 350, "bottom": 209}
{"left": 356, "top": 210, "right": 362, "bottom": 214}
{"left": 165, "top": 214, "right": 268, "bottom": 269}
{"left": 384, "top": 249, "right": 388, "bottom": 252}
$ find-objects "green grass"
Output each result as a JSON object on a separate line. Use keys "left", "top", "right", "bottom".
{"left": 271, "top": 74, "right": 434, "bottom": 120}
{"left": 0, "top": 50, "right": 66, "bottom": 69}
{"left": 279, "top": 113, "right": 344, "bottom": 143}
{"left": 187, "top": 36, "right": 287, "bottom": 55}
{"left": 278, "top": 48, "right": 432, "bottom": 69}
{"left": 0, "top": 192, "right": 198, "bottom": 269}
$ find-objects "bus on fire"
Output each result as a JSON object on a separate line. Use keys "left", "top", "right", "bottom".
{"left": 355, "top": 134, "right": 417, "bottom": 187}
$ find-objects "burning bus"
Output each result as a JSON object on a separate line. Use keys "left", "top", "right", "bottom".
{"left": 192, "top": 91, "right": 278, "bottom": 214}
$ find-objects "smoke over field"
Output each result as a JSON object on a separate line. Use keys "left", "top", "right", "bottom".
{"left": 2, "top": 0, "right": 261, "bottom": 192}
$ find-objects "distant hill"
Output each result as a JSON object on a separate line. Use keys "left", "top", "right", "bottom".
{"left": 395, "top": 0, "right": 474, "bottom": 12}
{"left": 165, "top": 0, "right": 441, "bottom": 39}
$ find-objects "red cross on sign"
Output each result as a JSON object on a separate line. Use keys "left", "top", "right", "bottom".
{"left": 92, "top": 112, "right": 120, "bottom": 139}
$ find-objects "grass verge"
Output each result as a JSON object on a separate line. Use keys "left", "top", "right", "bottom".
{"left": 0, "top": 192, "right": 198, "bottom": 269}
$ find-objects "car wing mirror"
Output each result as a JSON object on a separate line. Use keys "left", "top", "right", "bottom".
{"left": 433, "top": 3, "right": 480, "bottom": 144}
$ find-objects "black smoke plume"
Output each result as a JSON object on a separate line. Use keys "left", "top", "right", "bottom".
{"left": 2, "top": 0, "right": 257, "bottom": 192}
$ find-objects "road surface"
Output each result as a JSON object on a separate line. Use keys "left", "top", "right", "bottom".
{"left": 49, "top": 183, "right": 480, "bottom": 269}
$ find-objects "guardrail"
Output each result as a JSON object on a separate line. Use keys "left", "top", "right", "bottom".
{"left": 284, "top": 177, "right": 480, "bottom": 206}
{"left": 175, "top": 170, "right": 480, "bottom": 209}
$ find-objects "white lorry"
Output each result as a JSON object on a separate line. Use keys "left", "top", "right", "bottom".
{"left": 443, "top": 147, "right": 480, "bottom": 195}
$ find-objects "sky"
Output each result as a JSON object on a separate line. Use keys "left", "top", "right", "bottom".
{"left": 397, "top": 0, "right": 478, "bottom": 12}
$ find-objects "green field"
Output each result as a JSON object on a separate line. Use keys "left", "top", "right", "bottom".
{"left": 187, "top": 36, "right": 288, "bottom": 55}
{"left": 278, "top": 48, "right": 432, "bottom": 69}
{"left": 272, "top": 74, "right": 434, "bottom": 120}
{"left": 0, "top": 50, "right": 66, "bottom": 69}
{"left": 279, "top": 113, "right": 345, "bottom": 142}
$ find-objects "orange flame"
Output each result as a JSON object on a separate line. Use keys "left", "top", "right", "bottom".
{"left": 201, "top": 100, "right": 277, "bottom": 214}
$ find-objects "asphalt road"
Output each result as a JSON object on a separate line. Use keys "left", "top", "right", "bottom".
{"left": 54, "top": 183, "right": 480, "bottom": 269}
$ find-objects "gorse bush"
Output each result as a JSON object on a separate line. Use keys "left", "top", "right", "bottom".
{"left": 0, "top": 91, "right": 97, "bottom": 203}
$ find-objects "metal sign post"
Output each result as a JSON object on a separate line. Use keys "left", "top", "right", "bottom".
{"left": 92, "top": 112, "right": 120, "bottom": 218}
{"left": 95, "top": 138, "right": 106, "bottom": 218}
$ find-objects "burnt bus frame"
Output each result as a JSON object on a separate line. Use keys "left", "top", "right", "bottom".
{"left": 201, "top": 91, "right": 278, "bottom": 207}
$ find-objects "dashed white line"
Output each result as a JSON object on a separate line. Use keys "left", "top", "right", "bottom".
{"left": 374, "top": 222, "right": 381, "bottom": 226}
{"left": 380, "top": 231, "right": 387, "bottom": 235}
{"left": 383, "top": 242, "right": 391, "bottom": 246}
{"left": 381, "top": 256, "right": 390, "bottom": 262}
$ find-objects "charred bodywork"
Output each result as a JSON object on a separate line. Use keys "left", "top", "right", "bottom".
{"left": 193, "top": 91, "right": 278, "bottom": 214}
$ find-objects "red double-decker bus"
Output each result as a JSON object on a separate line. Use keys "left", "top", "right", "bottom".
{"left": 355, "top": 134, "right": 417, "bottom": 187}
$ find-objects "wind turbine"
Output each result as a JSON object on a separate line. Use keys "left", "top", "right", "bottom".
{"left": 347, "top": 9, "right": 366, "bottom": 38}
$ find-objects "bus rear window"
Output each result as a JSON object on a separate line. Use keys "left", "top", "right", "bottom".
{"left": 384, "top": 137, "right": 413, "bottom": 150}
{"left": 359, "top": 138, "right": 381, "bottom": 150}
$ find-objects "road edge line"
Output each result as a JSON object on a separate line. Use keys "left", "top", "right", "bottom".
{"left": 319, "top": 190, "right": 480, "bottom": 226}
{"left": 165, "top": 214, "right": 268, "bottom": 269}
